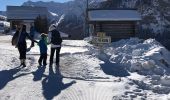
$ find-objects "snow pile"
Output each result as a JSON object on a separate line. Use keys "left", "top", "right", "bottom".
{"left": 100, "top": 38, "right": 170, "bottom": 95}
{"left": 104, "top": 38, "right": 170, "bottom": 75}
{"left": 1, "top": 35, "right": 170, "bottom": 99}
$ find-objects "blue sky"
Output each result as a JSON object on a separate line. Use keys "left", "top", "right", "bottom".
{"left": 0, "top": 0, "right": 72, "bottom": 11}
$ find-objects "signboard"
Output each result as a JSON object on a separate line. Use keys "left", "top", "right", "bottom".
{"left": 92, "top": 32, "right": 111, "bottom": 45}
{"left": 97, "top": 32, "right": 106, "bottom": 38}
{"left": 93, "top": 36, "right": 111, "bottom": 44}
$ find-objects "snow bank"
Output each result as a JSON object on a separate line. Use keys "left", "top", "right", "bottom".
{"left": 100, "top": 38, "right": 170, "bottom": 94}
{"left": 103, "top": 38, "right": 170, "bottom": 75}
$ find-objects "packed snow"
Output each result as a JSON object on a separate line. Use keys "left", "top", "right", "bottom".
{"left": 0, "top": 35, "right": 170, "bottom": 99}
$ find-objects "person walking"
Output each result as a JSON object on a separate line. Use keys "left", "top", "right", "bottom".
{"left": 16, "top": 24, "right": 37, "bottom": 67}
{"left": 30, "top": 24, "right": 35, "bottom": 47}
{"left": 38, "top": 33, "right": 48, "bottom": 66}
{"left": 48, "top": 24, "right": 71, "bottom": 67}
{"left": 48, "top": 24, "right": 62, "bottom": 67}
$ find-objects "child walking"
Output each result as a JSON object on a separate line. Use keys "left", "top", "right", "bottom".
{"left": 38, "top": 33, "right": 48, "bottom": 66}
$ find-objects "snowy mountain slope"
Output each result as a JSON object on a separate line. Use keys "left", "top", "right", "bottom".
{"left": 102, "top": 0, "right": 170, "bottom": 35}
{"left": 100, "top": 0, "right": 170, "bottom": 50}
{"left": 22, "top": 0, "right": 170, "bottom": 41}
{"left": 22, "top": 0, "right": 103, "bottom": 39}
{"left": 23, "top": 0, "right": 88, "bottom": 21}
{"left": 1, "top": 35, "right": 170, "bottom": 99}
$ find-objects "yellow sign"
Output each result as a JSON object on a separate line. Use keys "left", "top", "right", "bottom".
{"left": 97, "top": 32, "right": 106, "bottom": 38}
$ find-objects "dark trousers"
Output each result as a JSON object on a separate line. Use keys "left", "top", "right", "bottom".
{"left": 18, "top": 43, "right": 27, "bottom": 59}
{"left": 30, "top": 35, "right": 34, "bottom": 47}
{"left": 50, "top": 47, "right": 61, "bottom": 65}
{"left": 38, "top": 53, "right": 47, "bottom": 65}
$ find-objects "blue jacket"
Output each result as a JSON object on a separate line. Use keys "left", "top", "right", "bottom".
{"left": 38, "top": 39, "right": 47, "bottom": 54}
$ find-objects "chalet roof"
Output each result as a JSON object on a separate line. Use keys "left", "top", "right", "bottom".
{"left": 88, "top": 10, "right": 141, "bottom": 21}
{"left": 7, "top": 6, "right": 48, "bottom": 20}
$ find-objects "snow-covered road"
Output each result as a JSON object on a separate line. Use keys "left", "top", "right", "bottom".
{"left": 0, "top": 35, "right": 170, "bottom": 100}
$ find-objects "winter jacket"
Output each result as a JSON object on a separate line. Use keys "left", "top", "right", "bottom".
{"left": 48, "top": 29, "right": 70, "bottom": 48}
{"left": 51, "top": 29, "right": 62, "bottom": 45}
{"left": 18, "top": 31, "right": 34, "bottom": 44}
{"left": 48, "top": 29, "right": 62, "bottom": 48}
{"left": 30, "top": 26, "right": 35, "bottom": 36}
{"left": 38, "top": 38, "right": 48, "bottom": 54}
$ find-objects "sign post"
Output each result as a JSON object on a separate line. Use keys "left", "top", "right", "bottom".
{"left": 92, "top": 32, "right": 111, "bottom": 46}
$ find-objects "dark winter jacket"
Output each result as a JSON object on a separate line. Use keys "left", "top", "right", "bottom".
{"left": 30, "top": 26, "right": 35, "bottom": 36}
{"left": 51, "top": 29, "right": 62, "bottom": 45}
{"left": 38, "top": 39, "right": 48, "bottom": 54}
{"left": 18, "top": 31, "right": 33, "bottom": 44}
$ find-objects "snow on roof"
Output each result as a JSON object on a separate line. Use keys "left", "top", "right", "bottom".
{"left": 7, "top": 6, "right": 48, "bottom": 20}
{"left": 0, "top": 15, "right": 6, "bottom": 18}
{"left": 0, "top": 15, "right": 6, "bottom": 21}
{"left": 88, "top": 10, "right": 141, "bottom": 21}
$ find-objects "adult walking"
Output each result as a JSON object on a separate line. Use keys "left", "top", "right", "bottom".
{"left": 13, "top": 24, "right": 37, "bottom": 67}
{"left": 29, "top": 24, "right": 35, "bottom": 47}
{"left": 48, "top": 24, "right": 63, "bottom": 67}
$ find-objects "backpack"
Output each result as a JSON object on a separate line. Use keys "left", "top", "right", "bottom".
{"left": 51, "top": 29, "right": 63, "bottom": 45}
{"left": 11, "top": 31, "right": 19, "bottom": 46}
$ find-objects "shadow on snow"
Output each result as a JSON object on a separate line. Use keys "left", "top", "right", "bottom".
{"left": 32, "top": 65, "right": 46, "bottom": 81}
{"left": 42, "top": 66, "right": 76, "bottom": 100}
{"left": 0, "top": 66, "right": 29, "bottom": 90}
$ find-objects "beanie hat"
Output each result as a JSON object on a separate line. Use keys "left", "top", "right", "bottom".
{"left": 41, "top": 33, "right": 47, "bottom": 38}
{"left": 49, "top": 24, "right": 57, "bottom": 31}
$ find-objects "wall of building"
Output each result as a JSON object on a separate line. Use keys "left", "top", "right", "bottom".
{"left": 91, "top": 21, "right": 136, "bottom": 40}
{"left": 7, "top": 6, "right": 48, "bottom": 31}
{"left": 7, "top": 6, "right": 48, "bottom": 20}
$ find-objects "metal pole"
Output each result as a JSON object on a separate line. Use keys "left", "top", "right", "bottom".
{"left": 87, "top": 0, "right": 88, "bottom": 9}
{"left": 86, "top": 0, "right": 89, "bottom": 37}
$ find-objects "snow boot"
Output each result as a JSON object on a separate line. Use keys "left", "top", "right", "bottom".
{"left": 22, "top": 63, "right": 26, "bottom": 67}
{"left": 43, "top": 62, "right": 47, "bottom": 66}
{"left": 20, "top": 59, "right": 23, "bottom": 66}
{"left": 38, "top": 61, "right": 42, "bottom": 66}
{"left": 21, "top": 59, "right": 26, "bottom": 67}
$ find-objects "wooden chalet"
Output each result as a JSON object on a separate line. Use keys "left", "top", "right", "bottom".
{"left": 87, "top": 9, "right": 141, "bottom": 41}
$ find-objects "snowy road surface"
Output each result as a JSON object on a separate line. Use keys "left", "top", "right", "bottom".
{"left": 0, "top": 35, "right": 170, "bottom": 100}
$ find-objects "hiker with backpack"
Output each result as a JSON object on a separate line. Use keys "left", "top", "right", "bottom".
{"left": 48, "top": 24, "right": 71, "bottom": 67}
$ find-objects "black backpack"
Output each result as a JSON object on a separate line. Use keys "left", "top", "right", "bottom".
{"left": 51, "top": 29, "right": 63, "bottom": 45}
